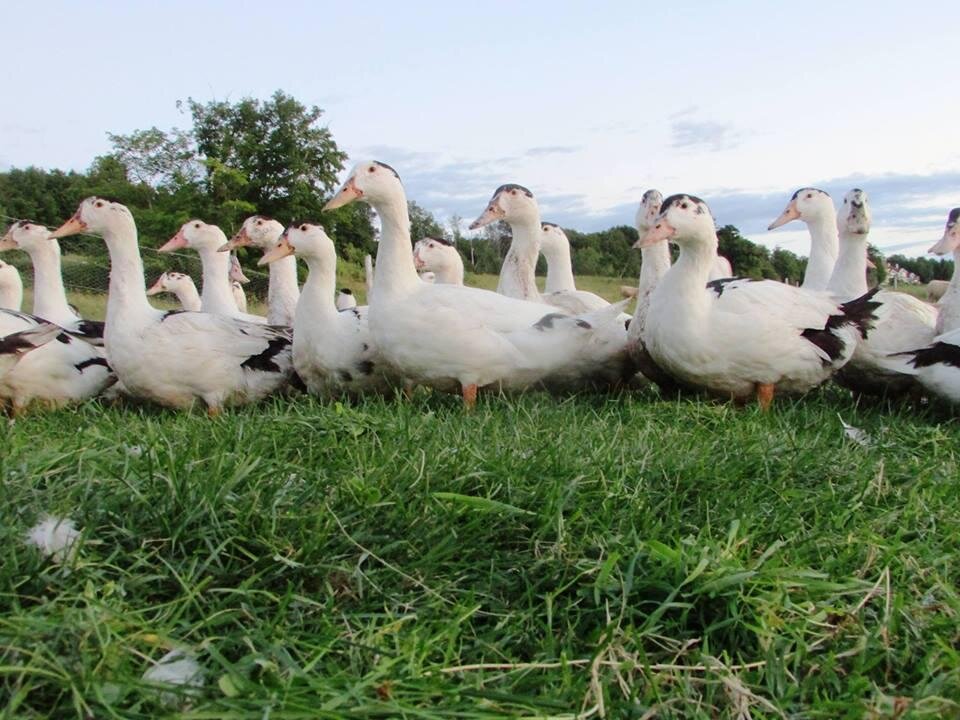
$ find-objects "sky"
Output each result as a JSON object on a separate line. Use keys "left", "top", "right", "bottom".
{"left": 3, "top": 1, "right": 959, "bottom": 258}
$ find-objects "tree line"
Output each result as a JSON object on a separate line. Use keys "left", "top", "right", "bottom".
{"left": 1, "top": 89, "right": 900, "bottom": 292}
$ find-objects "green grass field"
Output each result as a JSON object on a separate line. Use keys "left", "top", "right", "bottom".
{"left": 3, "top": 387, "right": 959, "bottom": 718}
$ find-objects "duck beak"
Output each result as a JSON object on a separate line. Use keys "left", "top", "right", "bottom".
{"left": 49, "top": 212, "right": 87, "bottom": 239}
{"left": 413, "top": 250, "right": 425, "bottom": 270}
{"left": 468, "top": 201, "right": 504, "bottom": 230}
{"left": 929, "top": 226, "right": 960, "bottom": 255}
{"left": 158, "top": 228, "right": 188, "bottom": 253}
{"left": 220, "top": 228, "right": 251, "bottom": 252}
{"left": 258, "top": 237, "right": 294, "bottom": 265}
{"left": 145, "top": 276, "right": 165, "bottom": 296}
{"left": 324, "top": 176, "right": 362, "bottom": 211}
{"left": 0, "top": 229, "right": 17, "bottom": 250}
{"left": 231, "top": 263, "right": 250, "bottom": 284}
{"left": 634, "top": 220, "right": 676, "bottom": 248}
{"left": 866, "top": 257, "right": 877, "bottom": 269}
{"left": 767, "top": 200, "right": 800, "bottom": 230}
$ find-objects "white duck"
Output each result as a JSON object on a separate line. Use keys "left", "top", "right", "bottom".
{"left": 336, "top": 288, "right": 358, "bottom": 310}
{"left": 932, "top": 208, "right": 960, "bottom": 335}
{"left": 0, "top": 323, "right": 61, "bottom": 379}
{"left": 638, "top": 194, "right": 877, "bottom": 409}
{"left": 323, "top": 161, "right": 631, "bottom": 406}
{"left": 260, "top": 222, "right": 398, "bottom": 397}
{"left": 0, "top": 260, "right": 23, "bottom": 310}
{"left": 537, "top": 223, "right": 614, "bottom": 311}
{"left": 413, "top": 236, "right": 464, "bottom": 285}
{"left": 768, "top": 188, "right": 840, "bottom": 291}
{"left": 50, "top": 198, "right": 294, "bottom": 413}
{"left": 0, "top": 306, "right": 114, "bottom": 413}
{"left": 470, "top": 185, "right": 611, "bottom": 314}
{"left": 221, "top": 215, "right": 300, "bottom": 325}
{"left": 228, "top": 253, "right": 250, "bottom": 313}
{"left": 146, "top": 271, "right": 202, "bottom": 311}
{"left": 160, "top": 220, "right": 267, "bottom": 324}
{"left": 826, "top": 189, "right": 937, "bottom": 396}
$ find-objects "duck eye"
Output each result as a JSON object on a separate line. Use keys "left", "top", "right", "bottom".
{"left": 510, "top": 189, "right": 517, "bottom": 195}
{"left": 95, "top": 201, "right": 104, "bottom": 208}
{"left": 369, "top": 166, "right": 376, "bottom": 173}
{"left": 300, "top": 224, "right": 307, "bottom": 232}
{"left": 806, "top": 193, "right": 813, "bottom": 199}
{"left": 194, "top": 222, "right": 201, "bottom": 228}
{"left": 256, "top": 220, "right": 262, "bottom": 226}
{"left": 681, "top": 202, "right": 688, "bottom": 209}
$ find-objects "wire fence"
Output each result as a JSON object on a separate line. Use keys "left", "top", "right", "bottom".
{"left": 1, "top": 212, "right": 274, "bottom": 313}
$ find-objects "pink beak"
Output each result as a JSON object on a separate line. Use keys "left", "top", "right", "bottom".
{"left": 159, "top": 228, "right": 188, "bottom": 253}
{"left": 634, "top": 220, "right": 676, "bottom": 248}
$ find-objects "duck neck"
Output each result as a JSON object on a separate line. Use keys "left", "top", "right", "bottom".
{"left": 827, "top": 231, "right": 869, "bottom": 299}
{"left": 638, "top": 240, "right": 671, "bottom": 295}
{"left": 0, "top": 271, "right": 22, "bottom": 310}
{"left": 435, "top": 254, "right": 465, "bottom": 285}
{"left": 371, "top": 195, "right": 420, "bottom": 298}
{"left": 175, "top": 282, "right": 202, "bottom": 312}
{"left": 658, "top": 234, "right": 716, "bottom": 322}
{"left": 801, "top": 214, "right": 839, "bottom": 291}
{"left": 197, "top": 246, "right": 237, "bottom": 312}
{"left": 27, "top": 241, "right": 78, "bottom": 322}
{"left": 299, "top": 252, "right": 339, "bottom": 321}
{"left": 267, "top": 254, "right": 300, "bottom": 320}
{"left": 498, "top": 215, "right": 542, "bottom": 301}
{"left": 543, "top": 240, "right": 576, "bottom": 293}
{"left": 102, "top": 218, "right": 153, "bottom": 320}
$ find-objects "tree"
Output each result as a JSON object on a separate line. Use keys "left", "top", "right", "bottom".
{"left": 106, "top": 127, "right": 200, "bottom": 189}
{"left": 717, "top": 225, "right": 777, "bottom": 279}
{"left": 770, "top": 247, "right": 805, "bottom": 284}
{"left": 408, "top": 200, "right": 444, "bottom": 241}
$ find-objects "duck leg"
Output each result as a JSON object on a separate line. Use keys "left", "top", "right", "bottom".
{"left": 462, "top": 383, "right": 478, "bottom": 410}
{"left": 207, "top": 405, "right": 222, "bottom": 418}
{"left": 756, "top": 383, "right": 775, "bottom": 411}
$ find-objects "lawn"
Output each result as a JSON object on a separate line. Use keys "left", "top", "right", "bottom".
{"left": 2, "top": 387, "right": 959, "bottom": 718}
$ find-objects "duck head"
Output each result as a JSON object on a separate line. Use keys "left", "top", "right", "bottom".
{"left": 413, "top": 236, "right": 456, "bottom": 271}
{"left": 146, "top": 271, "right": 184, "bottom": 296}
{"left": 50, "top": 197, "right": 136, "bottom": 239}
{"left": 323, "top": 161, "right": 403, "bottom": 211}
{"left": 0, "top": 220, "right": 57, "bottom": 253}
{"left": 768, "top": 188, "right": 835, "bottom": 230}
{"left": 469, "top": 184, "right": 537, "bottom": 229}
{"left": 161, "top": 220, "right": 227, "bottom": 253}
{"left": 260, "top": 222, "right": 334, "bottom": 266}
{"left": 539, "top": 222, "right": 570, "bottom": 256}
{"left": 837, "top": 188, "right": 871, "bottom": 237}
{"left": 636, "top": 194, "right": 714, "bottom": 248}
{"left": 221, "top": 215, "right": 285, "bottom": 252}
{"left": 930, "top": 208, "right": 960, "bottom": 255}
{"left": 632, "top": 189, "right": 664, "bottom": 247}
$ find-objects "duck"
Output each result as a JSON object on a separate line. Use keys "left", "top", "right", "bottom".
{"left": 638, "top": 194, "right": 878, "bottom": 409}
{"left": 768, "top": 188, "right": 840, "bottom": 291}
{"left": 221, "top": 215, "right": 300, "bottom": 325}
{"left": 323, "top": 161, "right": 632, "bottom": 407}
{"left": 825, "top": 189, "right": 937, "bottom": 397}
{"left": 0, "top": 306, "right": 115, "bottom": 413}
{"left": 413, "top": 236, "right": 464, "bottom": 285}
{"left": 160, "top": 220, "right": 267, "bottom": 324}
{"left": 228, "top": 253, "right": 250, "bottom": 313}
{"left": 470, "top": 185, "right": 613, "bottom": 314}
{"left": 0, "top": 221, "right": 105, "bottom": 338}
{"left": 259, "top": 222, "right": 399, "bottom": 397}
{"left": 709, "top": 255, "right": 734, "bottom": 281}
{"left": 146, "top": 271, "right": 202, "bottom": 311}
{"left": 0, "top": 323, "right": 61, "bottom": 380}
{"left": 49, "top": 197, "right": 294, "bottom": 413}
{"left": 0, "top": 259, "right": 23, "bottom": 310}
{"left": 931, "top": 208, "right": 960, "bottom": 335}
{"left": 537, "top": 223, "right": 614, "bottom": 311}
{"left": 336, "top": 288, "right": 358, "bottom": 310}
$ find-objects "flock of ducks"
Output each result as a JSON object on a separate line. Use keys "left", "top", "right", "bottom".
{"left": 1, "top": 160, "right": 959, "bottom": 414}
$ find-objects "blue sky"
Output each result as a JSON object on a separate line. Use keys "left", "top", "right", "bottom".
{"left": 3, "top": 1, "right": 959, "bottom": 257}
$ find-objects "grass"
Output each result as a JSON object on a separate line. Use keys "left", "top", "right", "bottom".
{"left": 2, "top": 387, "right": 959, "bottom": 718}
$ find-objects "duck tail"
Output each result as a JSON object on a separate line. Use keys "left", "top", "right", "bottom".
{"left": 837, "top": 287, "right": 882, "bottom": 339}
{"left": 0, "top": 322, "right": 61, "bottom": 356}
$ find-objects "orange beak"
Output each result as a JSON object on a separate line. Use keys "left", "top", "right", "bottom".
{"left": 145, "top": 275, "right": 166, "bottom": 296}
{"left": 634, "top": 220, "right": 676, "bottom": 248}
{"left": 220, "top": 228, "right": 251, "bottom": 252}
{"left": 49, "top": 212, "right": 87, "bottom": 239}
{"left": 258, "top": 236, "right": 294, "bottom": 265}
{"left": 0, "top": 229, "right": 18, "bottom": 251}
{"left": 323, "top": 176, "right": 362, "bottom": 211}
{"left": 767, "top": 200, "right": 801, "bottom": 230}
{"left": 159, "top": 228, "right": 188, "bottom": 253}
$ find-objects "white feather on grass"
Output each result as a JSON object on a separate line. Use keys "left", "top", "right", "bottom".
{"left": 142, "top": 648, "right": 205, "bottom": 705}
{"left": 838, "top": 414, "right": 873, "bottom": 448}
{"left": 25, "top": 516, "right": 81, "bottom": 563}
